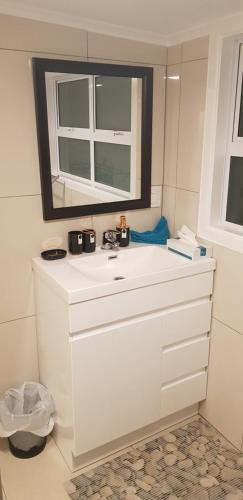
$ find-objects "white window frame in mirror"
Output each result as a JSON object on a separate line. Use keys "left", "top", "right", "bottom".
{"left": 198, "top": 12, "right": 243, "bottom": 254}
{"left": 45, "top": 72, "right": 141, "bottom": 203}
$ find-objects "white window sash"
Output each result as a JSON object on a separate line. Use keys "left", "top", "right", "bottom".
{"left": 130, "top": 78, "right": 140, "bottom": 198}
{"left": 221, "top": 41, "right": 243, "bottom": 227}
{"left": 89, "top": 75, "right": 95, "bottom": 186}
{"left": 46, "top": 72, "right": 138, "bottom": 198}
{"left": 57, "top": 128, "right": 132, "bottom": 145}
{"left": 233, "top": 42, "right": 243, "bottom": 142}
{"left": 223, "top": 219, "right": 243, "bottom": 234}
{"left": 46, "top": 75, "right": 59, "bottom": 176}
{"left": 59, "top": 171, "right": 132, "bottom": 200}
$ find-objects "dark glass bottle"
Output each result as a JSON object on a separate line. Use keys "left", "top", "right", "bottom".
{"left": 116, "top": 216, "right": 130, "bottom": 247}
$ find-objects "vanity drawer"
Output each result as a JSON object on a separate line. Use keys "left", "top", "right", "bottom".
{"left": 160, "top": 300, "right": 212, "bottom": 346}
{"left": 161, "top": 335, "right": 209, "bottom": 384}
{"left": 161, "top": 370, "right": 207, "bottom": 418}
{"left": 69, "top": 272, "right": 213, "bottom": 333}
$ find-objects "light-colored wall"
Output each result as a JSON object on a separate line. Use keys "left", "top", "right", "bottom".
{"left": 162, "top": 36, "right": 208, "bottom": 237}
{"left": 163, "top": 36, "right": 243, "bottom": 451}
{"left": 200, "top": 244, "right": 243, "bottom": 450}
{"left": 0, "top": 14, "right": 166, "bottom": 393}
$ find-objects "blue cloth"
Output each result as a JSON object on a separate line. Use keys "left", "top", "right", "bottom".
{"left": 130, "top": 216, "right": 170, "bottom": 245}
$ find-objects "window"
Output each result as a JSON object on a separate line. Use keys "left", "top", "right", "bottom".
{"left": 46, "top": 73, "right": 140, "bottom": 200}
{"left": 222, "top": 42, "right": 243, "bottom": 230}
{"left": 198, "top": 30, "right": 243, "bottom": 253}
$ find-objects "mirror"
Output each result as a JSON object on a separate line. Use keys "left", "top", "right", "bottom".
{"left": 33, "top": 58, "right": 153, "bottom": 220}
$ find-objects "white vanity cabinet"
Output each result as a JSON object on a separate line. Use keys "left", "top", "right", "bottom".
{"left": 71, "top": 316, "right": 162, "bottom": 457}
{"left": 71, "top": 298, "right": 211, "bottom": 458}
{"left": 33, "top": 245, "right": 215, "bottom": 470}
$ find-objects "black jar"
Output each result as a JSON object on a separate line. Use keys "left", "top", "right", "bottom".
{"left": 68, "top": 230, "right": 83, "bottom": 254}
{"left": 82, "top": 229, "right": 96, "bottom": 253}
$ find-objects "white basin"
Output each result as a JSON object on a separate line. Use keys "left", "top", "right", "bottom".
{"left": 33, "top": 243, "right": 215, "bottom": 303}
{"left": 69, "top": 245, "right": 186, "bottom": 283}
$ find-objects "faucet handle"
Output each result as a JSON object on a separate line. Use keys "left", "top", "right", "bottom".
{"left": 104, "top": 230, "right": 119, "bottom": 242}
{"left": 102, "top": 229, "right": 120, "bottom": 248}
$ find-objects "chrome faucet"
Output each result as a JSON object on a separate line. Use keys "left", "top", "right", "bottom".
{"left": 101, "top": 230, "right": 120, "bottom": 250}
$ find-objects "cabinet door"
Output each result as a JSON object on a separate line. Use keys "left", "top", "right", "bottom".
{"left": 71, "top": 316, "right": 162, "bottom": 456}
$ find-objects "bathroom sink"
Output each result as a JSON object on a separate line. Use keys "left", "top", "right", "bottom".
{"left": 33, "top": 243, "right": 215, "bottom": 303}
{"left": 69, "top": 245, "right": 185, "bottom": 283}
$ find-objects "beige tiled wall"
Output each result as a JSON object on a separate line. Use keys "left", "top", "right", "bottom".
{"left": 163, "top": 36, "right": 243, "bottom": 451}
{"left": 200, "top": 318, "right": 243, "bottom": 449}
{"left": 200, "top": 244, "right": 243, "bottom": 450}
{"left": 163, "top": 36, "right": 208, "bottom": 236}
{"left": 0, "top": 14, "right": 166, "bottom": 392}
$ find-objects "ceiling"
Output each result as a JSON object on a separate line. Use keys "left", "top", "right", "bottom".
{"left": 0, "top": 0, "right": 243, "bottom": 45}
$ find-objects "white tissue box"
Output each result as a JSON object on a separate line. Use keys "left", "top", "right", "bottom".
{"left": 167, "top": 239, "right": 212, "bottom": 260}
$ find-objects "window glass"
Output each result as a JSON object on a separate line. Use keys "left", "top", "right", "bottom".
{"left": 58, "top": 137, "right": 90, "bottom": 179}
{"left": 226, "top": 156, "right": 243, "bottom": 225}
{"left": 58, "top": 79, "right": 89, "bottom": 128}
{"left": 238, "top": 74, "right": 243, "bottom": 137}
{"left": 94, "top": 142, "right": 130, "bottom": 192}
{"left": 95, "top": 76, "right": 131, "bottom": 131}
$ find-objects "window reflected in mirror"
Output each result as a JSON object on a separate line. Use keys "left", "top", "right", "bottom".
{"left": 33, "top": 59, "right": 152, "bottom": 220}
{"left": 46, "top": 72, "right": 141, "bottom": 208}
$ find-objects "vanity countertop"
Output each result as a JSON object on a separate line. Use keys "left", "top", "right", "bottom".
{"left": 32, "top": 243, "right": 216, "bottom": 304}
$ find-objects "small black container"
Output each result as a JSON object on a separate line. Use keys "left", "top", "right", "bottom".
{"left": 68, "top": 231, "right": 83, "bottom": 255}
{"left": 116, "top": 227, "right": 130, "bottom": 247}
{"left": 41, "top": 249, "right": 66, "bottom": 260}
{"left": 82, "top": 229, "right": 96, "bottom": 253}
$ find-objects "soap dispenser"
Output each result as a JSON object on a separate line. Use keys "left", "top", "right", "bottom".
{"left": 116, "top": 215, "right": 130, "bottom": 247}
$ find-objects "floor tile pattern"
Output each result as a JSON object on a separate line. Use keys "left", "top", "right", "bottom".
{"left": 66, "top": 418, "right": 243, "bottom": 499}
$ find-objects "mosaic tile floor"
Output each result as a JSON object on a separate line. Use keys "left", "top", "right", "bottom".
{"left": 65, "top": 418, "right": 243, "bottom": 500}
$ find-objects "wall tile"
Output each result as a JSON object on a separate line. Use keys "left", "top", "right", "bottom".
{"left": 182, "top": 36, "right": 209, "bottom": 62}
{"left": 151, "top": 65, "right": 166, "bottom": 185}
{"left": 212, "top": 244, "right": 243, "bottom": 335}
{"left": 162, "top": 186, "right": 176, "bottom": 237}
{"left": 174, "top": 188, "right": 199, "bottom": 233}
{"left": 0, "top": 14, "right": 87, "bottom": 56}
{"left": 200, "top": 319, "right": 243, "bottom": 450}
{"left": 126, "top": 207, "right": 161, "bottom": 232}
{"left": 167, "top": 44, "right": 182, "bottom": 65}
{"left": 88, "top": 32, "right": 167, "bottom": 65}
{"left": 0, "top": 50, "right": 40, "bottom": 197}
{"left": 163, "top": 64, "right": 181, "bottom": 187}
{"left": 0, "top": 195, "right": 91, "bottom": 324}
{"left": 0, "top": 317, "right": 39, "bottom": 392}
{"left": 177, "top": 59, "right": 207, "bottom": 192}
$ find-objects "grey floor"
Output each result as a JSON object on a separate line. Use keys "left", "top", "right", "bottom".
{"left": 66, "top": 418, "right": 243, "bottom": 500}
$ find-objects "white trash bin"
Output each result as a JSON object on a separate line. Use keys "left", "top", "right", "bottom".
{"left": 0, "top": 382, "right": 55, "bottom": 459}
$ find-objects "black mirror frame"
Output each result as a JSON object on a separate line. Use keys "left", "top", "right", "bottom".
{"left": 32, "top": 58, "right": 153, "bottom": 221}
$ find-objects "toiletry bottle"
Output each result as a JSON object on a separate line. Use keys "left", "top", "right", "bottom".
{"left": 116, "top": 216, "right": 130, "bottom": 247}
